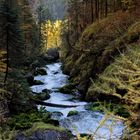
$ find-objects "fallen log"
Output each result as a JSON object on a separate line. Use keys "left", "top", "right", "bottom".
{"left": 33, "top": 99, "right": 78, "bottom": 108}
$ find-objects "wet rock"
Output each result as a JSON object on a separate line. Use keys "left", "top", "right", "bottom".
{"left": 67, "top": 110, "right": 78, "bottom": 117}
{"left": 51, "top": 112, "right": 63, "bottom": 120}
{"left": 42, "top": 89, "right": 50, "bottom": 94}
{"left": 34, "top": 68, "right": 47, "bottom": 76}
{"left": 33, "top": 92, "right": 50, "bottom": 101}
{"left": 43, "top": 48, "right": 59, "bottom": 62}
{"left": 58, "top": 83, "right": 77, "bottom": 94}
{"left": 33, "top": 80, "right": 44, "bottom": 85}
{"left": 53, "top": 71, "right": 59, "bottom": 75}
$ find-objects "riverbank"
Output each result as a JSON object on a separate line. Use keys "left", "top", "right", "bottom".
{"left": 61, "top": 10, "right": 140, "bottom": 139}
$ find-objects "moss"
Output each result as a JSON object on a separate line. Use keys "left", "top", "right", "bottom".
{"left": 8, "top": 111, "right": 52, "bottom": 130}
{"left": 33, "top": 92, "right": 50, "bottom": 101}
{"left": 58, "top": 83, "right": 77, "bottom": 94}
{"left": 67, "top": 110, "right": 78, "bottom": 117}
{"left": 24, "top": 122, "right": 66, "bottom": 136}
{"left": 88, "top": 101, "right": 130, "bottom": 118}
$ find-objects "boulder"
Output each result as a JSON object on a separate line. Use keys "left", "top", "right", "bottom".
{"left": 34, "top": 68, "right": 47, "bottom": 76}
{"left": 58, "top": 83, "right": 77, "bottom": 94}
{"left": 33, "top": 92, "right": 50, "bottom": 101}
{"left": 43, "top": 48, "right": 59, "bottom": 62}
{"left": 42, "top": 89, "right": 50, "bottom": 94}
{"left": 67, "top": 110, "right": 78, "bottom": 117}
{"left": 33, "top": 80, "right": 44, "bottom": 85}
{"left": 14, "top": 130, "right": 72, "bottom": 140}
{"left": 14, "top": 122, "right": 73, "bottom": 140}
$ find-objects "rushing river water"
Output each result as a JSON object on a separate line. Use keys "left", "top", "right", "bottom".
{"left": 31, "top": 62, "right": 125, "bottom": 140}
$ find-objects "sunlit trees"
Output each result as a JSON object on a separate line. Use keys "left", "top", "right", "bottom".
{"left": 41, "top": 20, "right": 63, "bottom": 51}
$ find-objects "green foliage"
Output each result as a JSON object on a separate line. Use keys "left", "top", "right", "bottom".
{"left": 8, "top": 108, "right": 52, "bottom": 130}
{"left": 88, "top": 45, "right": 140, "bottom": 104}
{"left": 89, "top": 102, "right": 130, "bottom": 118}
{"left": 67, "top": 110, "right": 78, "bottom": 117}
{"left": 0, "top": 0, "right": 25, "bottom": 67}
{"left": 0, "top": 126, "right": 16, "bottom": 140}
{"left": 8, "top": 113, "right": 39, "bottom": 130}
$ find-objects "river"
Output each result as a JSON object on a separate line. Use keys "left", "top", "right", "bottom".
{"left": 31, "top": 62, "right": 125, "bottom": 140}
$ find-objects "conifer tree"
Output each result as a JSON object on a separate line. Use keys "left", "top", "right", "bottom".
{"left": 0, "top": 0, "right": 24, "bottom": 83}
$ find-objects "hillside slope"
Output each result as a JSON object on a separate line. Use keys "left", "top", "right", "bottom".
{"left": 62, "top": 10, "right": 140, "bottom": 137}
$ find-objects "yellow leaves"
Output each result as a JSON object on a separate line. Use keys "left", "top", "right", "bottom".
{"left": 41, "top": 20, "right": 63, "bottom": 51}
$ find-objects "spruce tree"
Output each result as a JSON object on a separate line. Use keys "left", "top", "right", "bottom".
{"left": 0, "top": 0, "right": 25, "bottom": 83}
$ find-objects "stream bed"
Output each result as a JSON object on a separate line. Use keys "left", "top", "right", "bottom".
{"left": 31, "top": 62, "right": 125, "bottom": 140}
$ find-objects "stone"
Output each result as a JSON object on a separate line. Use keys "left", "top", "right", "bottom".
{"left": 33, "top": 80, "right": 44, "bottom": 85}
{"left": 67, "top": 110, "right": 78, "bottom": 117}
{"left": 34, "top": 68, "right": 47, "bottom": 76}
{"left": 33, "top": 92, "right": 50, "bottom": 101}
{"left": 43, "top": 48, "right": 59, "bottom": 62}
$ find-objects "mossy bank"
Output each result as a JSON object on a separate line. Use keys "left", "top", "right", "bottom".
{"left": 62, "top": 10, "right": 140, "bottom": 138}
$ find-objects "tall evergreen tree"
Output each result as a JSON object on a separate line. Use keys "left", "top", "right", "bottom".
{"left": 0, "top": 0, "right": 25, "bottom": 83}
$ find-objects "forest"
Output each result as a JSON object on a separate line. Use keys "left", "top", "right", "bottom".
{"left": 0, "top": 0, "right": 140, "bottom": 140}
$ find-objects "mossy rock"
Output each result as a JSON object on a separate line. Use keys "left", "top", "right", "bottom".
{"left": 58, "top": 83, "right": 77, "bottom": 94}
{"left": 67, "top": 110, "right": 78, "bottom": 117}
{"left": 14, "top": 122, "right": 73, "bottom": 140}
{"left": 33, "top": 80, "right": 44, "bottom": 85}
{"left": 23, "top": 122, "right": 66, "bottom": 136}
{"left": 42, "top": 89, "right": 50, "bottom": 94}
{"left": 34, "top": 68, "right": 47, "bottom": 76}
{"left": 33, "top": 92, "right": 50, "bottom": 101}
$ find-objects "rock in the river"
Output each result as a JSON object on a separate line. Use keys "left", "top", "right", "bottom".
{"left": 67, "top": 110, "right": 78, "bottom": 117}
{"left": 58, "top": 83, "right": 77, "bottom": 94}
{"left": 33, "top": 80, "right": 44, "bottom": 85}
{"left": 42, "top": 89, "right": 50, "bottom": 94}
{"left": 34, "top": 67, "right": 47, "bottom": 76}
{"left": 33, "top": 92, "right": 50, "bottom": 101}
{"left": 43, "top": 48, "right": 59, "bottom": 62}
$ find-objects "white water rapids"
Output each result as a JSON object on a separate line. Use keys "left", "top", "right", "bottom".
{"left": 31, "top": 62, "right": 125, "bottom": 140}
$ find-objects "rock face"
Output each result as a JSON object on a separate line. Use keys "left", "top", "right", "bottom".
{"left": 14, "top": 130, "right": 72, "bottom": 140}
